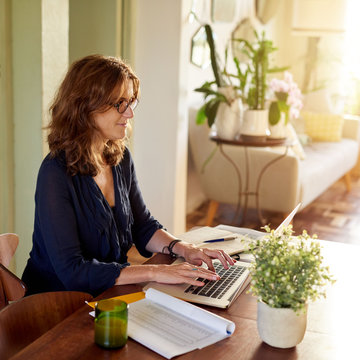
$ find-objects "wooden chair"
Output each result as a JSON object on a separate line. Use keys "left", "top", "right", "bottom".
{"left": 0, "top": 233, "right": 27, "bottom": 310}
{"left": 0, "top": 290, "right": 93, "bottom": 359}
{"left": 0, "top": 264, "right": 27, "bottom": 310}
{"left": 0, "top": 233, "right": 19, "bottom": 268}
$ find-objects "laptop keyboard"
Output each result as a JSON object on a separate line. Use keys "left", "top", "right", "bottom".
{"left": 184, "top": 263, "right": 246, "bottom": 300}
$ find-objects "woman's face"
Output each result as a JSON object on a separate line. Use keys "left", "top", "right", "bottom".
{"left": 93, "top": 81, "right": 135, "bottom": 142}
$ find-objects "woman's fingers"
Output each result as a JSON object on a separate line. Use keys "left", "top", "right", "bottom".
{"left": 152, "top": 247, "right": 236, "bottom": 286}
{"left": 187, "top": 248, "right": 234, "bottom": 270}
{"left": 179, "top": 263, "right": 219, "bottom": 280}
{"left": 181, "top": 243, "right": 235, "bottom": 272}
{"left": 201, "top": 248, "right": 235, "bottom": 269}
{"left": 163, "top": 263, "right": 220, "bottom": 285}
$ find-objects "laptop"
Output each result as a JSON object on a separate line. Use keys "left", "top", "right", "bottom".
{"left": 143, "top": 203, "right": 301, "bottom": 309}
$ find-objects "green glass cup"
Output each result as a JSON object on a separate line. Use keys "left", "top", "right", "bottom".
{"left": 94, "top": 299, "right": 128, "bottom": 349}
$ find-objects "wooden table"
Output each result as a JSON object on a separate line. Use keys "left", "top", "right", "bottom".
{"left": 10, "top": 241, "right": 360, "bottom": 360}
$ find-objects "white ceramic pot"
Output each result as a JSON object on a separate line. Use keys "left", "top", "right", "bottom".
{"left": 241, "top": 109, "right": 269, "bottom": 142}
{"left": 214, "top": 87, "right": 242, "bottom": 140}
{"left": 269, "top": 112, "right": 287, "bottom": 139}
{"left": 257, "top": 301, "right": 307, "bottom": 349}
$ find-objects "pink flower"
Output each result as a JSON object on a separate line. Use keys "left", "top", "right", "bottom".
{"left": 269, "top": 72, "right": 303, "bottom": 119}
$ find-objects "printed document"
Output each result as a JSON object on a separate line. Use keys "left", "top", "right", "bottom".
{"left": 128, "top": 288, "right": 235, "bottom": 359}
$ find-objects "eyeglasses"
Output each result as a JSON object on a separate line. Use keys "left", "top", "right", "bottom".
{"left": 113, "top": 98, "right": 139, "bottom": 114}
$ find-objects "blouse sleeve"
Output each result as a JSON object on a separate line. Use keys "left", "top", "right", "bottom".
{"left": 124, "top": 150, "right": 163, "bottom": 257}
{"left": 35, "top": 158, "right": 126, "bottom": 295}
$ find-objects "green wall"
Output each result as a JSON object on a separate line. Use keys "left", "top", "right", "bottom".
{"left": 69, "top": 0, "right": 120, "bottom": 63}
{"left": 12, "top": 0, "right": 43, "bottom": 276}
{"left": 0, "top": 0, "right": 14, "bottom": 238}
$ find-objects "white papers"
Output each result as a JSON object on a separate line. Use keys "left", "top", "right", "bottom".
{"left": 177, "top": 226, "right": 236, "bottom": 245}
{"left": 128, "top": 288, "right": 235, "bottom": 359}
{"left": 177, "top": 225, "right": 265, "bottom": 255}
{"left": 215, "top": 224, "right": 265, "bottom": 238}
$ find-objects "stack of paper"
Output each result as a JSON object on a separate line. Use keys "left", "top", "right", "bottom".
{"left": 177, "top": 225, "right": 264, "bottom": 255}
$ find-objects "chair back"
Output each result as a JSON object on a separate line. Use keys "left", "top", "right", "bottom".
{"left": 0, "top": 290, "right": 92, "bottom": 359}
{"left": 0, "top": 233, "right": 19, "bottom": 268}
{"left": 0, "top": 264, "right": 26, "bottom": 310}
{"left": 0, "top": 233, "right": 26, "bottom": 309}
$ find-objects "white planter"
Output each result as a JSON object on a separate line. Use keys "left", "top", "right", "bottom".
{"left": 257, "top": 301, "right": 307, "bottom": 349}
{"left": 241, "top": 109, "right": 269, "bottom": 142}
{"left": 214, "top": 87, "right": 242, "bottom": 140}
{"left": 269, "top": 112, "right": 287, "bottom": 139}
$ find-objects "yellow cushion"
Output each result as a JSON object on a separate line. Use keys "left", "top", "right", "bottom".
{"left": 302, "top": 111, "right": 344, "bottom": 142}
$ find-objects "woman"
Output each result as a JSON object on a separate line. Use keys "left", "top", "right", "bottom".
{"left": 22, "top": 55, "right": 234, "bottom": 296}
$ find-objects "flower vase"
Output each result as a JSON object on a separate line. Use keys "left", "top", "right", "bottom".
{"left": 269, "top": 112, "right": 287, "bottom": 140}
{"left": 257, "top": 301, "right": 307, "bottom": 348}
{"left": 241, "top": 109, "right": 269, "bottom": 142}
{"left": 214, "top": 87, "right": 242, "bottom": 140}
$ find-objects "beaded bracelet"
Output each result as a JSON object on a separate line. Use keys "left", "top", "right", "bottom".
{"left": 162, "top": 239, "right": 182, "bottom": 258}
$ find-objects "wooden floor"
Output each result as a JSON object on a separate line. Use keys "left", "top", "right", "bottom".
{"left": 186, "top": 175, "right": 360, "bottom": 246}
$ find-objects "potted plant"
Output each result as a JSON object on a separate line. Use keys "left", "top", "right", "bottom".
{"left": 247, "top": 225, "right": 335, "bottom": 348}
{"left": 194, "top": 24, "right": 241, "bottom": 140}
{"left": 231, "top": 30, "right": 286, "bottom": 141}
{"left": 268, "top": 71, "right": 303, "bottom": 139}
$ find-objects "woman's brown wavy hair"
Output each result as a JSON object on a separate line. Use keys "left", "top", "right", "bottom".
{"left": 47, "top": 54, "right": 139, "bottom": 176}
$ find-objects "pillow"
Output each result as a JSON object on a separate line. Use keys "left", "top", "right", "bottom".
{"left": 286, "top": 123, "right": 306, "bottom": 160}
{"left": 302, "top": 111, "right": 344, "bottom": 142}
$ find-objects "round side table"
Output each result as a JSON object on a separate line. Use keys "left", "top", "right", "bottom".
{"left": 210, "top": 134, "right": 295, "bottom": 225}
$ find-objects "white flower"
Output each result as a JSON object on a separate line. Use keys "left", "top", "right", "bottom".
{"left": 290, "top": 108, "right": 300, "bottom": 119}
{"left": 284, "top": 71, "right": 293, "bottom": 83}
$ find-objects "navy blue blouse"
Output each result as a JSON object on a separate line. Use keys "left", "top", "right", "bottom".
{"left": 22, "top": 148, "right": 163, "bottom": 296}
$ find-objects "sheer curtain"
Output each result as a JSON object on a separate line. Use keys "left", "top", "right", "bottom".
{"left": 342, "top": 0, "right": 360, "bottom": 114}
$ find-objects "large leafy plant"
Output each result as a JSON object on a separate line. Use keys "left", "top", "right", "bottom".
{"left": 247, "top": 225, "right": 335, "bottom": 313}
{"left": 231, "top": 31, "right": 287, "bottom": 110}
{"left": 194, "top": 24, "right": 234, "bottom": 128}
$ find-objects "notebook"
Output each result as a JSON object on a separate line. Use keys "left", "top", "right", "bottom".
{"left": 143, "top": 203, "right": 301, "bottom": 309}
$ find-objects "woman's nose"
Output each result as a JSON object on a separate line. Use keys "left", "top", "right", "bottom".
{"left": 122, "top": 105, "right": 134, "bottom": 119}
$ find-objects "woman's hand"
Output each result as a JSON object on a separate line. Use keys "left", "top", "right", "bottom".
{"left": 115, "top": 262, "right": 220, "bottom": 287}
{"left": 144, "top": 229, "right": 235, "bottom": 273}
{"left": 175, "top": 242, "right": 235, "bottom": 272}
{"left": 150, "top": 262, "right": 220, "bottom": 286}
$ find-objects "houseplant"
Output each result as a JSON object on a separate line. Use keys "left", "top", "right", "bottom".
{"left": 231, "top": 30, "right": 286, "bottom": 141}
{"left": 247, "top": 225, "right": 335, "bottom": 348}
{"left": 194, "top": 24, "right": 241, "bottom": 140}
{"left": 268, "top": 71, "right": 303, "bottom": 139}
